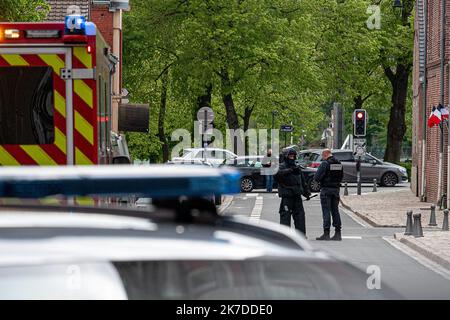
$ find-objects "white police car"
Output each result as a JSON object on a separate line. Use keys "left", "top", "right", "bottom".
{"left": 0, "top": 166, "right": 402, "bottom": 299}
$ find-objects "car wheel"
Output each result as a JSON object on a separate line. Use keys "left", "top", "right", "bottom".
{"left": 381, "top": 172, "right": 398, "bottom": 187}
{"left": 308, "top": 178, "right": 321, "bottom": 193}
{"left": 241, "top": 177, "right": 254, "bottom": 192}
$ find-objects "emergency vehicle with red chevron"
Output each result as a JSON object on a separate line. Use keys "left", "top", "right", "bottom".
{"left": 0, "top": 15, "right": 126, "bottom": 167}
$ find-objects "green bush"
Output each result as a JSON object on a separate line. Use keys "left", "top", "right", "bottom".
{"left": 398, "top": 162, "right": 412, "bottom": 179}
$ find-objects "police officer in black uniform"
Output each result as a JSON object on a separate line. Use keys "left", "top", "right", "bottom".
{"left": 275, "top": 148, "right": 311, "bottom": 235}
{"left": 313, "top": 149, "right": 344, "bottom": 241}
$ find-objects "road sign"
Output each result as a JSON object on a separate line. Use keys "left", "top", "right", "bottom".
{"left": 353, "top": 137, "right": 366, "bottom": 157}
{"left": 280, "top": 125, "right": 294, "bottom": 132}
{"left": 355, "top": 145, "right": 365, "bottom": 157}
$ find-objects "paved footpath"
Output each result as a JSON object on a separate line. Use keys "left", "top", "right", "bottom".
{"left": 222, "top": 190, "right": 450, "bottom": 299}
{"left": 340, "top": 184, "right": 450, "bottom": 278}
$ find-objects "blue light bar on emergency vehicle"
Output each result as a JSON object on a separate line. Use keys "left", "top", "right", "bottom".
{"left": 0, "top": 165, "right": 241, "bottom": 199}
{"left": 63, "top": 15, "right": 88, "bottom": 43}
{"left": 64, "top": 15, "right": 86, "bottom": 35}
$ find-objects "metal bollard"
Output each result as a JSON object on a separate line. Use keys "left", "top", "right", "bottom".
{"left": 344, "top": 182, "right": 348, "bottom": 196}
{"left": 413, "top": 213, "right": 424, "bottom": 238}
{"left": 372, "top": 179, "right": 377, "bottom": 192}
{"left": 404, "top": 210, "right": 413, "bottom": 235}
{"left": 443, "top": 209, "right": 449, "bottom": 231}
{"left": 429, "top": 204, "right": 438, "bottom": 226}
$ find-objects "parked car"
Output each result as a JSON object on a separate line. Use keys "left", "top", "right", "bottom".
{"left": 171, "top": 148, "right": 237, "bottom": 167}
{"left": 221, "top": 156, "right": 320, "bottom": 193}
{"left": 166, "top": 159, "right": 213, "bottom": 166}
{"left": 298, "top": 149, "right": 408, "bottom": 187}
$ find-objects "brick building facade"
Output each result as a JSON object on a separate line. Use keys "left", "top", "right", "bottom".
{"left": 413, "top": 0, "right": 450, "bottom": 204}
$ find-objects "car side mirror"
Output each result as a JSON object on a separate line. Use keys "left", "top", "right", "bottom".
{"left": 369, "top": 159, "right": 377, "bottom": 165}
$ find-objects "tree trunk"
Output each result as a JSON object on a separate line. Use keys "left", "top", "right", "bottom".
{"left": 158, "top": 70, "right": 170, "bottom": 162}
{"left": 384, "top": 64, "right": 410, "bottom": 163}
{"left": 221, "top": 70, "right": 240, "bottom": 130}
{"left": 197, "top": 84, "right": 212, "bottom": 111}
{"left": 194, "top": 84, "right": 212, "bottom": 122}
{"left": 243, "top": 106, "right": 254, "bottom": 155}
{"left": 354, "top": 95, "right": 363, "bottom": 110}
{"left": 243, "top": 106, "right": 254, "bottom": 132}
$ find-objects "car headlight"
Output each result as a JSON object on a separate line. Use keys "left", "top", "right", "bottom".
{"left": 399, "top": 168, "right": 407, "bottom": 175}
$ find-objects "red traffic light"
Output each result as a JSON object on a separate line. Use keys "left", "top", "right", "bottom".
{"left": 353, "top": 109, "right": 367, "bottom": 137}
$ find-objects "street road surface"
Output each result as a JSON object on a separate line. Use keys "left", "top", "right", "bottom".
{"left": 222, "top": 187, "right": 450, "bottom": 300}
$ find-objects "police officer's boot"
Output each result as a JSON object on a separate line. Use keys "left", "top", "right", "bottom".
{"left": 316, "top": 229, "right": 330, "bottom": 241}
{"left": 331, "top": 229, "right": 342, "bottom": 241}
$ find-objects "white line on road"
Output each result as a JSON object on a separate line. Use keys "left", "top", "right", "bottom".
{"left": 246, "top": 193, "right": 259, "bottom": 197}
{"left": 383, "top": 236, "right": 450, "bottom": 282}
{"left": 342, "top": 236, "right": 363, "bottom": 239}
{"left": 218, "top": 195, "right": 234, "bottom": 215}
{"left": 249, "top": 196, "right": 263, "bottom": 223}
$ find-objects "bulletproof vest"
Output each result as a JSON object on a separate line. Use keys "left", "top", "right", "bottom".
{"left": 322, "top": 157, "right": 343, "bottom": 188}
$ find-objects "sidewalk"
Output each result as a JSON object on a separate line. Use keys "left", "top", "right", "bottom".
{"left": 394, "top": 232, "right": 450, "bottom": 271}
{"left": 341, "top": 188, "right": 450, "bottom": 272}
{"left": 340, "top": 189, "right": 443, "bottom": 227}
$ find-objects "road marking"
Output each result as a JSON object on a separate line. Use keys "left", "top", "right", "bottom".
{"left": 246, "top": 193, "right": 259, "bottom": 197}
{"left": 340, "top": 206, "right": 373, "bottom": 229}
{"left": 383, "top": 236, "right": 450, "bottom": 282}
{"left": 342, "top": 236, "right": 363, "bottom": 240}
{"left": 218, "top": 195, "right": 234, "bottom": 215}
{"left": 249, "top": 196, "right": 263, "bottom": 223}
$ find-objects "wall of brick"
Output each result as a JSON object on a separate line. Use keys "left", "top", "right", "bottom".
{"left": 90, "top": 5, "right": 114, "bottom": 49}
{"left": 413, "top": 0, "right": 450, "bottom": 203}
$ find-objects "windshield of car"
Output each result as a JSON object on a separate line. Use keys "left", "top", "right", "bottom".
{"left": 298, "top": 152, "right": 320, "bottom": 164}
{"left": 362, "top": 154, "right": 381, "bottom": 163}
{"left": 224, "top": 158, "right": 262, "bottom": 167}
{"left": 333, "top": 152, "right": 355, "bottom": 162}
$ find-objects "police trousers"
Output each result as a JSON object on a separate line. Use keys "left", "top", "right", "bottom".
{"left": 279, "top": 197, "right": 306, "bottom": 234}
{"left": 320, "top": 188, "right": 342, "bottom": 231}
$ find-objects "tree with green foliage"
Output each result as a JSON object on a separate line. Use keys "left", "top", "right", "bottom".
{"left": 122, "top": 0, "right": 414, "bottom": 162}
{"left": 0, "top": 0, "right": 49, "bottom": 21}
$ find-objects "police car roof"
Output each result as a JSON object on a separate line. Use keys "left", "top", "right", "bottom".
{"left": 0, "top": 209, "right": 327, "bottom": 267}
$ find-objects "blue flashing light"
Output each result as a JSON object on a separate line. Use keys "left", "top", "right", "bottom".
{"left": 64, "top": 15, "right": 87, "bottom": 35}
{"left": 84, "top": 22, "right": 97, "bottom": 36}
{"left": 0, "top": 166, "right": 241, "bottom": 199}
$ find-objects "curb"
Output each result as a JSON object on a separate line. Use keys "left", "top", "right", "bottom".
{"left": 394, "top": 234, "right": 450, "bottom": 272}
{"left": 339, "top": 198, "right": 404, "bottom": 228}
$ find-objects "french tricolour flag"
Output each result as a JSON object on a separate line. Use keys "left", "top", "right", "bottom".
{"left": 440, "top": 105, "right": 449, "bottom": 120}
{"left": 428, "top": 106, "right": 442, "bottom": 128}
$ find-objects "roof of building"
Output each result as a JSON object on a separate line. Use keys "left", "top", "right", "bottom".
{"left": 44, "top": 0, "right": 90, "bottom": 22}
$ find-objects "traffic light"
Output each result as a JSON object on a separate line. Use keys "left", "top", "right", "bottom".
{"left": 353, "top": 109, "right": 367, "bottom": 137}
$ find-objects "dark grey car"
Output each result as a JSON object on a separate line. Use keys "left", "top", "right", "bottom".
{"left": 298, "top": 149, "right": 408, "bottom": 187}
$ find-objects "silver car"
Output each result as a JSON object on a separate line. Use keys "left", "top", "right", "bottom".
{"left": 299, "top": 149, "right": 408, "bottom": 187}
{"left": 171, "top": 148, "right": 237, "bottom": 167}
